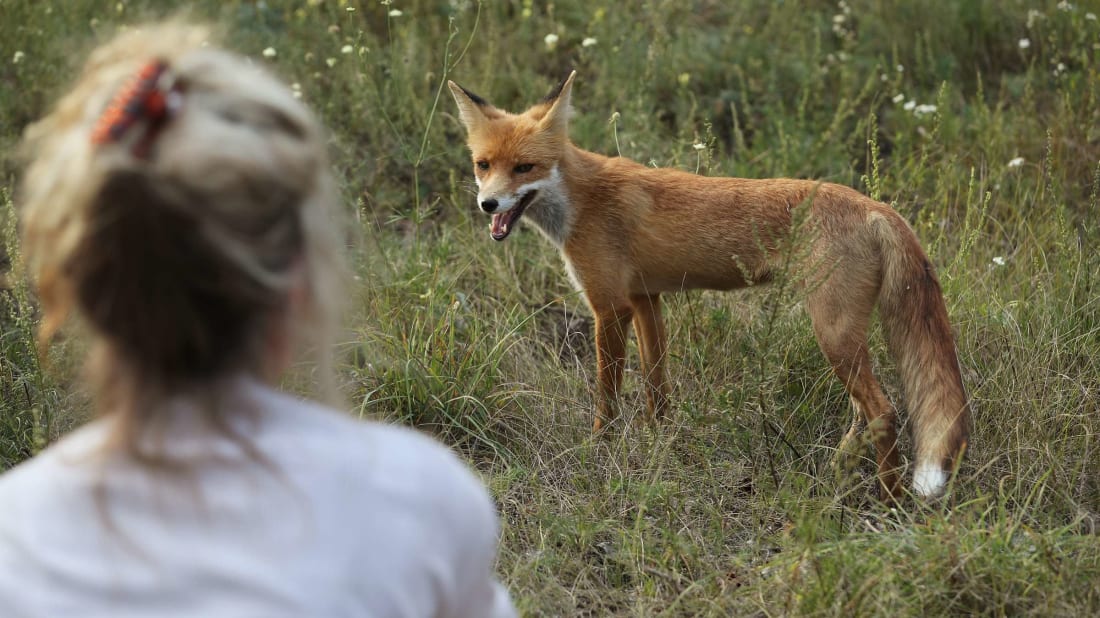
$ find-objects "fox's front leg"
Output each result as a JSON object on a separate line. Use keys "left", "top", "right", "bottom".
{"left": 631, "top": 294, "right": 670, "bottom": 423}
{"left": 592, "top": 303, "right": 634, "bottom": 432}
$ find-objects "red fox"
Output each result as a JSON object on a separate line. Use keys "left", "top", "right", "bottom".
{"left": 448, "top": 71, "right": 969, "bottom": 500}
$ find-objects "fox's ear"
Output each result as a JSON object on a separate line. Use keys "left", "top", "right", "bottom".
{"left": 448, "top": 80, "right": 495, "bottom": 133}
{"left": 539, "top": 70, "right": 577, "bottom": 134}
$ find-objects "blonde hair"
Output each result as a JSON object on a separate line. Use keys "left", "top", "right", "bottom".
{"left": 19, "top": 22, "right": 345, "bottom": 462}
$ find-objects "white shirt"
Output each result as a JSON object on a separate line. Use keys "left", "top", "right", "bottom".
{"left": 0, "top": 380, "right": 515, "bottom": 618}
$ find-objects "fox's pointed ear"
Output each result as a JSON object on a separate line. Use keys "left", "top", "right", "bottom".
{"left": 539, "top": 70, "right": 577, "bottom": 134}
{"left": 448, "top": 80, "right": 495, "bottom": 133}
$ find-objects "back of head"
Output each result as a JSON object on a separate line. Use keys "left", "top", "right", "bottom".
{"left": 19, "top": 22, "right": 345, "bottom": 456}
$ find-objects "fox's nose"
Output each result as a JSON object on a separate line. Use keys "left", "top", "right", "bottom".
{"left": 480, "top": 199, "right": 499, "bottom": 213}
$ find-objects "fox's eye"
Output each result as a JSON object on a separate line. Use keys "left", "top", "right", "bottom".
{"left": 514, "top": 163, "right": 534, "bottom": 174}
{"left": 476, "top": 160, "right": 490, "bottom": 171}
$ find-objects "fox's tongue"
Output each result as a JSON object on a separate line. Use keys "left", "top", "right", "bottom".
{"left": 491, "top": 212, "right": 507, "bottom": 238}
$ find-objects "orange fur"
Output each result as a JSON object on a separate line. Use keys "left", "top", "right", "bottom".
{"left": 449, "top": 72, "right": 969, "bottom": 500}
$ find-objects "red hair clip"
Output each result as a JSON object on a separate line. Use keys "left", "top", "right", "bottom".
{"left": 91, "top": 60, "right": 179, "bottom": 156}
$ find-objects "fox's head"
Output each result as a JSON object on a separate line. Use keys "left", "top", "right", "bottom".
{"left": 448, "top": 71, "right": 575, "bottom": 241}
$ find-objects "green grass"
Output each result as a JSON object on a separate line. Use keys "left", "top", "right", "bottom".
{"left": 3, "top": 0, "right": 1100, "bottom": 615}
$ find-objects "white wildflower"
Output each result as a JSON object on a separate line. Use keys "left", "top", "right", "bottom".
{"left": 1018, "top": 38, "right": 1030, "bottom": 49}
{"left": 1057, "top": 1, "right": 1073, "bottom": 11}
{"left": 12, "top": 51, "right": 25, "bottom": 64}
{"left": 893, "top": 93, "right": 906, "bottom": 103}
{"left": 914, "top": 103, "right": 937, "bottom": 116}
{"left": 992, "top": 256, "right": 1006, "bottom": 266}
{"left": 1087, "top": 12, "right": 1097, "bottom": 20}
{"left": 262, "top": 47, "right": 277, "bottom": 58}
{"left": 544, "top": 33, "right": 559, "bottom": 49}
{"left": 326, "top": 57, "right": 337, "bottom": 67}
{"left": 896, "top": 64, "right": 904, "bottom": 72}
{"left": 693, "top": 142, "right": 706, "bottom": 151}
{"left": 582, "top": 37, "right": 597, "bottom": 47}
{"left": 1027, "top": 9, "right": 1042, "bottom": 28}
{"left": 1007, "top": 157, "right": 1025, "bottom": 168}
{"left": 903, "top": 100, "right": 916, "bottom": 111}
{"left": 833, "top": 14, "right": 846, "bottom": 24}
{"left": 388, "top": 9, "right": 402, "bottom": 17}
{"left": 341, "top": 44, "right": 354, "bottom": 54}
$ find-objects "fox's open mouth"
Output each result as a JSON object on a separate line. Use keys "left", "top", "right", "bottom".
{"left": 489, "top": 190, "right": 538, "bottom": 241}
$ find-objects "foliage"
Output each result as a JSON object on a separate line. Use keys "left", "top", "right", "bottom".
{"left": 2, "top": 0, "right": 1099, "bottom": 614}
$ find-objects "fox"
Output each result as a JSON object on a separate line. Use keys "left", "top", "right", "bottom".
{"left": 447, "top": 71, "right": 969, "bottom": 500}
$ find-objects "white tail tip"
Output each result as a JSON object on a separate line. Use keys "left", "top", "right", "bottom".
{"left": 913, "top": 462, "right": 947, "bottom": 497}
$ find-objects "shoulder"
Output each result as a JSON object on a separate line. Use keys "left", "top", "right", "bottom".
{"left": 255, "top": 385, "right": 497, "bottom": 527}
{"left": 347, "top": 424, "right": 501, "bottom": 555}
{"left": 0, "top": 420, "right": 113, "bottom": 560}
{"left": 357, "top": 422, "right": 498, "bottom": 528}
{"left": 0, "top": 420, "right": 111, "bottom": 494}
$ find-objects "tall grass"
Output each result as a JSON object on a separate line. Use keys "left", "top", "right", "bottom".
{"left": 2, "top": 0, "right": 1099, "bottom": 615}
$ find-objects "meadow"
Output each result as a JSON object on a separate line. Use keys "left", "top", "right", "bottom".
{"left": 2, "top": 0, "right": 1100, "bottom": 615}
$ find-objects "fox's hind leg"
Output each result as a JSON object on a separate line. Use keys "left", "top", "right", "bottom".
{"left": 631, "top": 294, "right": 670, "bottom": 423}
{"left": 806, "top": 267, "right": 901, "bottom": 502}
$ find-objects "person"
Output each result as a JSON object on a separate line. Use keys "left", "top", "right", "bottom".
{"left": 0, "top": 22, "right": 515, "bottom": 617}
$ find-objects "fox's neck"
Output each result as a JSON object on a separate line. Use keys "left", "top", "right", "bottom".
{"left": 521, "top": 146, "right": 576, "bottom": 247}
{"left": 524, "top": 144, "right": 603, "bottom": 248}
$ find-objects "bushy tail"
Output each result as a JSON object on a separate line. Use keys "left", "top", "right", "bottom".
{"left": 874, "top": 213, "right": 970, "bottom": 497}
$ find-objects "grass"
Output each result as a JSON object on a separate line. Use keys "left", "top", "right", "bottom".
{"left": 3, "top": 0, "right": 1100, "bottom": 615}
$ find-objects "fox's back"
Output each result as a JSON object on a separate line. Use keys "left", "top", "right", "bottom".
{"left": 573, "top": 156, "right": 868, "bottom": 292}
